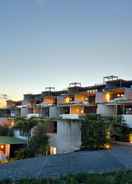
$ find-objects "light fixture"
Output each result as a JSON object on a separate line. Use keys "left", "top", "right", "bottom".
{"left": 81, "top": 110, "right": 84, "bottom": 114}
{"left": 0, "top": 145, "right": 4, "bottom": 149}
{"left": 104, "top": 144, "right": 111, "bottom": 149}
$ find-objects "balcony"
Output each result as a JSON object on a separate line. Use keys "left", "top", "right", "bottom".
{"left": 122, "top": 114, "right": 132, "bottom": 128}
{"left": 60, "top": 114, "right": 80, "bottom": 120}
{"left": 96, "top": 89, "right": 132, "bottom": 104}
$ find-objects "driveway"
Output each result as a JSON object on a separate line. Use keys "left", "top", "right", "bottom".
{"left": 0, "top": 145, "right": 132, "bottom": 180}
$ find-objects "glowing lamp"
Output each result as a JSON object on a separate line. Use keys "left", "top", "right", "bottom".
{"left": 11, "top": 121, "right": 15, "bottom": 127}
{"left": 0, "top": 145, "right": 4, "bottom": 149}
{"left": 104, "top": 144, "right": 111, "bottom": 149}
{"left": 117, "top": 94, "right": 120, "bottom": 97}
{"left": 81, "top": 110, "right": 84, "bottom": 114}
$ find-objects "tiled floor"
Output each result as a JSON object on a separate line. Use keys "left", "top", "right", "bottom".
{"left": 0, "top": 145, "right": 132, "bottom": 180}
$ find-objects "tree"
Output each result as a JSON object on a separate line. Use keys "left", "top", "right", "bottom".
{"left": 29, "top": 123, "right": 49, "bottom": 155}
{"left": 15, "top": 122, "right": 49, "bottom": 159}
{"left": 14, "top": 117, "right": 47, "bottom": 138}
{"left": 0, "top": 125, "right": 13, "bottom": 136}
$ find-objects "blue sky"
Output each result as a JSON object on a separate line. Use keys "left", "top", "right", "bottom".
{"left": 0, "top": 0, "right": 132, "bottom": 100}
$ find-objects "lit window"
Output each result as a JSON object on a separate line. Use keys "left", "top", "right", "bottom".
{"left": 50, "top": 147, "right": 57, "bottom": 155}
{"left": 65, "top": 97, "right": 71, "bottom": 103}
{"left": 81, "top": 110, "right": 84, "bottom": 114}
{"left": 129, "top": 134, "right": 132, "bottom": 144}
{"left": 105, "top": 93, "right": 111, "bottom": 102}
{"left": 0, "top": 145, "right": 4, "bottom": 149}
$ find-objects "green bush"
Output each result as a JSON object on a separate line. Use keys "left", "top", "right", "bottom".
{"left": 15, "top": 148, "right": 35, "bottom": 160}
{"left": 0, "top": 126, "right": 13, "bottom": 136}
{"left": 81, "top": 115, "right": 112, "bottom": 150}
{"left": 0, "top": 171, "right": 132, "bottom": 184}
{"left": 15, "top": 123, "right": 49, "bottom": 160}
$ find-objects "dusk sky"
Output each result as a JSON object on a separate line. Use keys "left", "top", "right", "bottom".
{"left": 0, "top": 0, "right": 132, "bottom": 100}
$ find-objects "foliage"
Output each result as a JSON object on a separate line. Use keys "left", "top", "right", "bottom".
{"left": 15, "top": 148, "right": 35, "bottom": 160}
{"left": 81, "top": 115, "right": 123, "bottom": 149}
{"left": 110, "top": 116, "right": 131, "bottom": 142}
{"left": 0, "top": 126, "right": 13, "bottom": 136}
{"left": 14, "top": 117, "right": 48, "bottom": 137}
{"left": 15, "top": 123, "right": 49, "bottom": 159}
{"left": 1, "top": 171, "right": 132, "bottom": 184}
{"left": 15, "top": 147, "right": 34, "bottom": 160}
{"left": 29, "top": 123, "right": 49, "bottom": 155}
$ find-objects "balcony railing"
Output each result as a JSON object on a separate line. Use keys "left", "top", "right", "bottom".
{"left": 60, "top": 114, "right": 80, "bottom": 120}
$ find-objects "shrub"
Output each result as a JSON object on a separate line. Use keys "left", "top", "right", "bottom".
{"left": 81, "top": 115, "right": 112, "bottom": 150}
{"left": 15, "top": 148, "right": 35, "bottom": 160}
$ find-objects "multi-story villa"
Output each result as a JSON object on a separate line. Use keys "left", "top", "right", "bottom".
{"left": 1, "top": 75, "right": 132, "bottom": 156}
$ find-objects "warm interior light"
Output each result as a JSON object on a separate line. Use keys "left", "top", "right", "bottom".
{"left": 11, "top": 121, "right": 15, "bottom": 127}
{"left": 0, "top": 98, "right": 7, "bottom": 109}
{"left": 50, "top": 147, "right": 57, "bottom": 155}
{"left": 76, "top": 108, "right": 80, "bottom": 113}
{"left": 105, "top": 93, "right": 111, "bottom": 102}
{"left": 129, "top": 134, "right": 132, "bottom": 143}
{"left": 85, "top": 97, "right": 88, "bottom": 101}
{"left": 0, "top": 145, "right": 4, "bottom": 149}
{"left": 43, "top": 96, "right": 54, "bottom": 105}
{"left": 104, "top": 144, "right": 111, "bottom": 149}
{"left": 65, "top": 97, "right": 71, "bottom": 103}
{"left": 81, "top": 110, "right": 84, "bottom": 114}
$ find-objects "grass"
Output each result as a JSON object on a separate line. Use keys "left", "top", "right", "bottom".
{"left": 0, "top": 171, "right": 132, "bottom": 184}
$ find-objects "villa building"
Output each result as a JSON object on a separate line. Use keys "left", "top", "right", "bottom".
{"left": 1, "top": 75, "right": 132, "bottom": 155}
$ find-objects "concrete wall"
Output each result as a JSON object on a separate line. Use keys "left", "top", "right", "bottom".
{"left": 124, "top": 89, "right": 132, "bottom": 100}
{"left": 123, "top": 114, "right": 132, "bottom": 128}
{"left": 49, "top": 120, "right": 81, "bottom": 154}
{"left": 97, "top": 104, "right": 115, "bottom": 116}
{"left": 49, "top": 106, "right": 59, "bottom": 118}
{"left": 96, "top": 92, "right": 105, "bottom": 103}
{"left": 21, "top": 107, "right": 28, "bottom": 117}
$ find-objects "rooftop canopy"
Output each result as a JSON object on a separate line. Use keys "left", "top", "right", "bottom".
{"left": 0, "top": 136, "right": 26, "bottom": 145}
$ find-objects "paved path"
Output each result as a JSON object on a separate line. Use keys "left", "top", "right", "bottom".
{"left": 0, "top": 145, "right": 132, "bottom": 180}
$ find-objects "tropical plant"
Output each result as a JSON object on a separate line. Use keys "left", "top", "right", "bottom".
{"left": 81, "top": 115, "right": 124, "bottom": 150}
